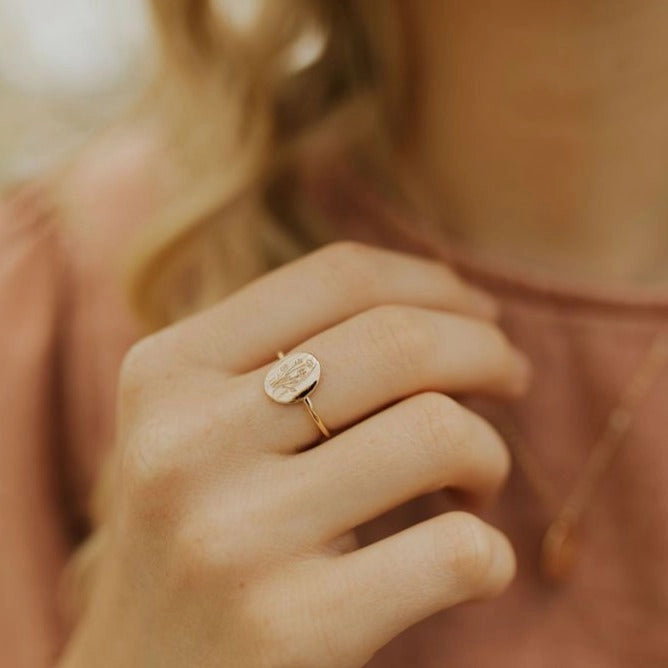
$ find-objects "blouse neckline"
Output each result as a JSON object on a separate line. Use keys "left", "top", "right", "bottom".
{"left": 313, "top": 155, "right": 668, "bottom": 319}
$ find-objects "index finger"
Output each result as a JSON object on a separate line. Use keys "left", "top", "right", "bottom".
{"left": 174, "top": 242, "right": 498, "bottom": 373}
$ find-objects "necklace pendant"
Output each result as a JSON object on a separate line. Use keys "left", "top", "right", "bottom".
{"left": 540, "top": 518, "right": 577, "bottom": 583}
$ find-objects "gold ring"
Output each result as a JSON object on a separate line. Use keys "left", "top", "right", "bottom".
{"left": 264, "top": 351, "right": 331, "bottom": 439}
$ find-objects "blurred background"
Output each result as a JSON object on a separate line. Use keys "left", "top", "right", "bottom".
{"left": 0, "top": 0, "right": 155, "bottom": 188}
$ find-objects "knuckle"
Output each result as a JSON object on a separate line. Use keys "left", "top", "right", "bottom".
{"left": 171, "top": 480, "right": 281, "bottom": 584}
{"left": 440, "top": 512, "right": 496, "bottom": 590}
{"left": 364, "top": 304, "right": 432, "bottom": 370}
{"left": 118, "top": 335, "right": 162, "bottom": 398}
{"left": 171, "top": 518, "right": 251, "bottom": 591}
{"left": 410, "top": 393, "right": 473, "bottom": 472}
{"left": 121, "top": 425, "right": 185, "bottom": 520}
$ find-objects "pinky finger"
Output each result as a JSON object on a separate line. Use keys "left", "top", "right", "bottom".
{"left": 319, "top": 512, "right": 516, "bottom": 665}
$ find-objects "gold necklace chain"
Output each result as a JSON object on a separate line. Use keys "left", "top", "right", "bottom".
{"left": 498, "top": 328, "right": 668, "bottom": 582}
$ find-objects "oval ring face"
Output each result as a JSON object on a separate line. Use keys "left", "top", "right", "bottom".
{"left": 264, "top": 352, "right": 321, "bottom": 404}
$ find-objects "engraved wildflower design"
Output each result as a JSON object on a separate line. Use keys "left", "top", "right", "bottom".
{"left": 269, "top": 356, "right": 315, "bottom": 394}
{"left": 264, "top": 352, "right": 321, "bottom": 404}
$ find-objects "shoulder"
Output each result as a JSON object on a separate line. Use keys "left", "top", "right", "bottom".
{"left": 0, "top": 119, "right": 171, "bottom": 350}
{"left": 54, "top": 120, "right": 172, "bottom": 268}
{"left": 2, "top": 118, "right": 168, "bottom": 255}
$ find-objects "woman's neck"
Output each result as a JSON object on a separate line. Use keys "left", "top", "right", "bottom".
{"left": 396, "top": 0, "right": 668, "bottom": 284}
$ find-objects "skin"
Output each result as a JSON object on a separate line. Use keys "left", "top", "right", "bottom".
{"left": 59, "top": 243, "right": 530, "bottom": 667}
{"left": 397, "top": 0, "right": 668, "bottom": 285}
{"left": 59, "top": 2, "right": 668, "bottom": 666}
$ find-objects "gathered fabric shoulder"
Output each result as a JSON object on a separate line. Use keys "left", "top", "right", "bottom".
{"left": 0, "top": 180, "right": 74, "bottom": 664}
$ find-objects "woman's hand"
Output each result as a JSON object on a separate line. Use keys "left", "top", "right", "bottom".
{"left": 60, "top": 242, "right": 531, "bottom": 668}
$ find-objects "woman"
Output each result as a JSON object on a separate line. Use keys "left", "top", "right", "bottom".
{"left": 3, "top": 1, "right": 668, "bottom": 666}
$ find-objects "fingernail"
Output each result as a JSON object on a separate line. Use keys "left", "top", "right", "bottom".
{"left": 468, "top": 288, "right": 501, "bottom": 319}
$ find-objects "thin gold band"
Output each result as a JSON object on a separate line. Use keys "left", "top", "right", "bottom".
{"left": 303, "top": 396, "right": 331, "bottom": 438}
{"left": 276, "top": 351, "right": 331, "bottom": 439}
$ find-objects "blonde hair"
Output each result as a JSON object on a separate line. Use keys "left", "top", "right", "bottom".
{"left": 62, "top": 0, "right": 413, "bottom": 620}
{"left": 125, "top": 0, "right": 410, "bottom": 329}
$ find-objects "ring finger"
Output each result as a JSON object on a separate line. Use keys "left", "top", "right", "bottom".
{"left": 231, "top": 304, "right": 530, "bottom": 454}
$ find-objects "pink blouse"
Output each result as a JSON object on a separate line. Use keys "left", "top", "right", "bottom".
{"left": 2, "top": 149, "right": 668, "bottom": 667}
